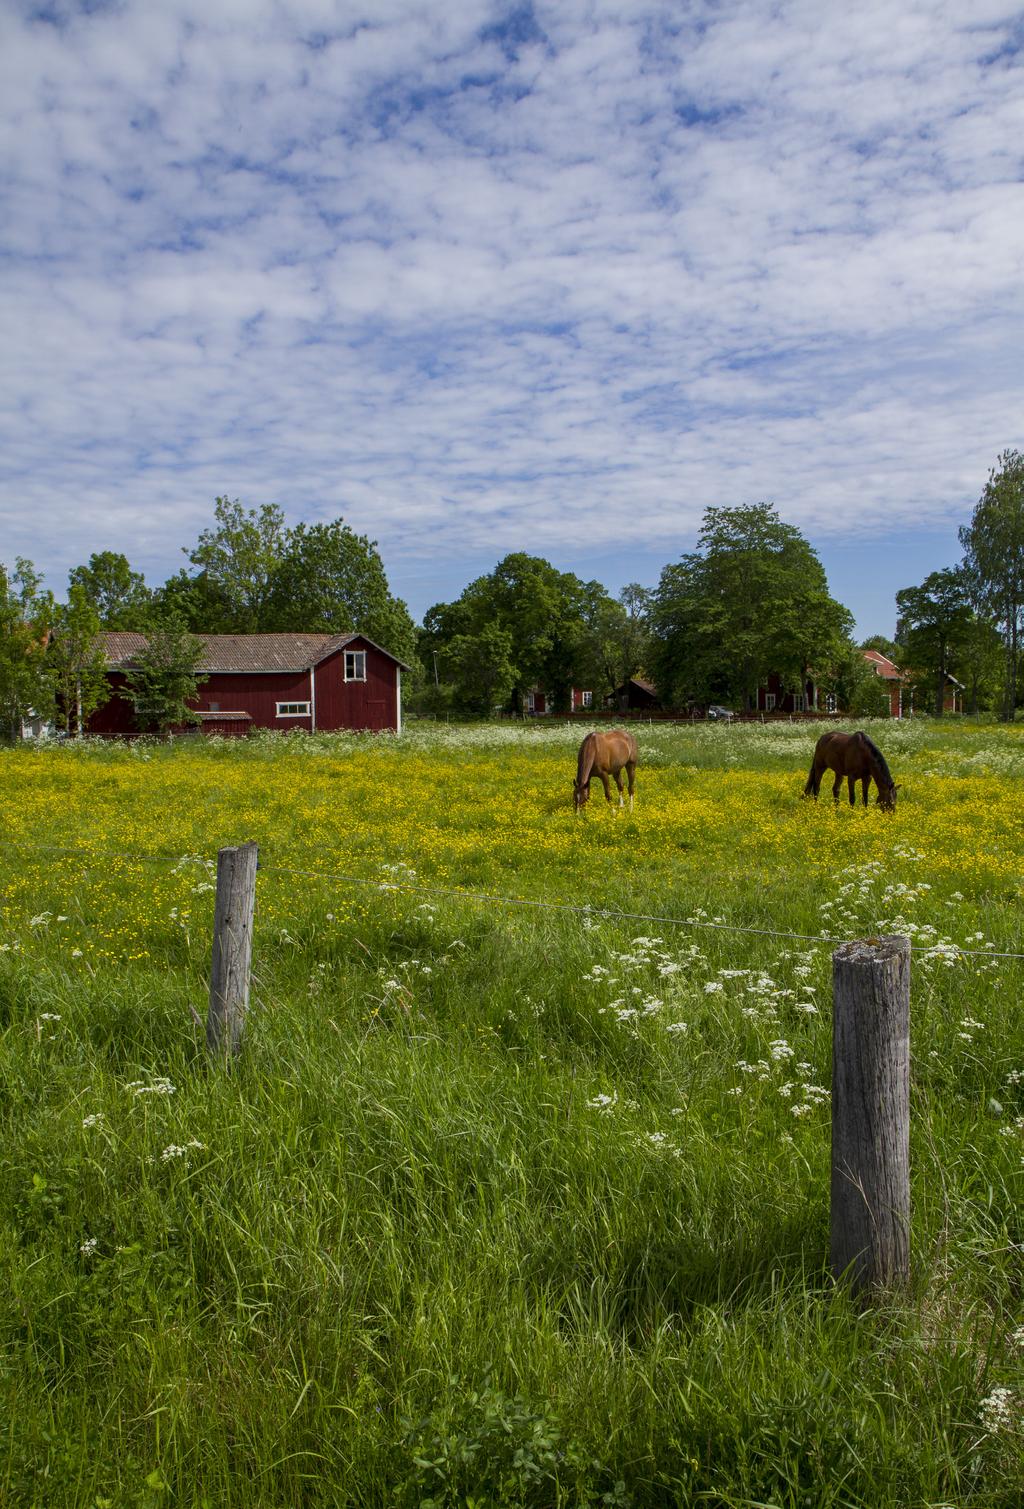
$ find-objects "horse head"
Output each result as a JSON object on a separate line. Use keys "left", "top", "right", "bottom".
{"left": 572, "top": 778, "right": 590, "bottom": 812}
{"left": 878, "top": 782, "right": 899, "bottom": 812}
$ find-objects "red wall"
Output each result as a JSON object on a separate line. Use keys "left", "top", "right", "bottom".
{"left": 88, "top": 641, "right": 400, "bottom": 735}
{"left": 315, "top": 639, "right": 399, "bottom": 732}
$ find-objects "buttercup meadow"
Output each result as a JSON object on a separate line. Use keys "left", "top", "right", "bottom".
{"left": 2, "top": 719, "right": 1023, "bottom": 1506}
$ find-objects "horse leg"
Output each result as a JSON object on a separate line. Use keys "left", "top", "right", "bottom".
{"left": 804, "top": 758, "right": 820, "bottom": 799}
{"left": 613, "top": 769, "right": 625, "bottom": 809}
{"left": 832, "top": 771, "right": 842, "bottom": 803}
{"left": 599, "top": 772, "right": 615, "bottom": 808}
{"left": 847, "top": 775, "right": 857, "bottom": 806}
{"left": 861, "top": 776, "right": 869, "bottom": 806}
{"left": 626, "top": 760, "right": 635, "bottom": 811}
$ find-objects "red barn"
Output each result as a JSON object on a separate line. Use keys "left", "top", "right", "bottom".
{"left": 88, "top": 632, "right": 410, "bottom": 736}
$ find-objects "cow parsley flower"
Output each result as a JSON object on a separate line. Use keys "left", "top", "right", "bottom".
{"left": 979, "top": 1387, "right": 1015, "bottom": 1434}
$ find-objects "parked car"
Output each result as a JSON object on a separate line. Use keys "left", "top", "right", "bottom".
{"left": 706, "top": 704, "right": 735, "bottom": 721}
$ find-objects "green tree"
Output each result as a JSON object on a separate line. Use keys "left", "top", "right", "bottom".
{"left": 121, "top": 621, "right": 208, "bottom": 737}
{"left": 956, "top": 612, "right": 1004, "bottom": 715}
{"left": 185, "top": 497, "right": 287, "bottom": 633}
{"left": 860, "top": 633, "right": 899, "bottom": 660}
{"left": 0, "top": 558, "right": 53, "bottom": 739}
{"left": 68, "top": 551, "right": 152, "bottom": 630}
{"left": 423, "top": 554, "right": 606, "bottom": 715}
{"left": 264, "top": 520, "right": 418, "bottom": 668}
{"left": 46, "top": 586, "right": 109, "bottom": 735}
{"left": 831, "top": 643, "right": 893, "bottom": 717}
{"left": 651, "top": 504, "right": 853, "bottom": 710}
{"left": 444, "top": 624, "right": 518, "bottom": 716}
{"left": 895, "top": 568, "right": 972, "bottom": 717}
{"left": 959, "top": 449, "right": 1024, "bottom": 721}
{"left": 151, "top": 567, "right": 232, "bottom": 632}
{"left": 575, "top": 583, "right": 653, "bottom": 703}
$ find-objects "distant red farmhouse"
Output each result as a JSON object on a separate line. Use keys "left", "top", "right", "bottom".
{"left": 88, "top": 632, "right": 410, "bottom": 736}
{"left": 862, "top": 650, "right": 905, "bottom": 717}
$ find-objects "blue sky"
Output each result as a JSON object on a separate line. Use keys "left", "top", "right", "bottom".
{"left": 2, "top": 0, "right": 1022, "bottom": 638}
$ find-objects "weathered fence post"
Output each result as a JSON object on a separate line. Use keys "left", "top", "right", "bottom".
{"left": 207, "top": 841, "right": 258, "bottom": 1062}
{"left": 831, "top": 935, "right": 911, "bottom": 1291}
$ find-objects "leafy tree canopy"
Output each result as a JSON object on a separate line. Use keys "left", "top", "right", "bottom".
{"left": 651, "top": 504, "right": 853, "bottom": 710}
{"left": 68, "top": 551, "right": 152, "bottom": 630}
{"left": 959, "top": 449, "right": 1024, "bottom": 721}
{"left": 895, "top": 567, "right": 972, "bottom": 717}
{"left": 0, "top": 558, "right": 53, "bottom": 739}
{"left": 185, "top": 498, "right": 287, "bottom": 634}
{"left": 264, "top": 520, "right": 418, "bottom": 669}
{"left": 423, "top": 553, "right": 624, "bottom": 714}
{"left": 121, "top": 620, "right": 208, "bottom": 738}
{"left": 45, "top": 586, "right": 108, "bottom": 735}
{"left": 174, "top": 499, "right": 417, "bottom": 670}
{"left": 860, "top": 634, "right": 899, "bottom": 659}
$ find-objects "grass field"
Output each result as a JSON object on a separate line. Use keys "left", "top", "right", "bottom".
{"left": 2, "top": 718, "right": 1024, "bottom": 1507}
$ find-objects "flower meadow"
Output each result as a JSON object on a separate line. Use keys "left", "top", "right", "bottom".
{"left": 2, "top": 719, "right": 1024, "bottom": 1506}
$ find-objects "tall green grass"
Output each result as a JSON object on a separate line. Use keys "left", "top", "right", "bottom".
{"left": 2, "top": 720, "right": 1023, "bottom": 1506}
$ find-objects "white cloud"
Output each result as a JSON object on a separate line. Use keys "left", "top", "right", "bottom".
{"left": 1, "top": 0, "right": 1022, "bottom": 630}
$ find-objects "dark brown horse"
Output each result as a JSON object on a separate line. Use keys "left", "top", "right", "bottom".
{"left": 573, "top": 729, "right": 638, "bottom": 813}
{"left": 804, "top": 731, "right": 898, "bottom": 811}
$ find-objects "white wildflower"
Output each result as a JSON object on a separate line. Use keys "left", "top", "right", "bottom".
{"left": 979, "top": 1386, "right": 1015, "bottom": 1434}
{"left": 586, "top": 1093, "right": 617, "bottom": 1113}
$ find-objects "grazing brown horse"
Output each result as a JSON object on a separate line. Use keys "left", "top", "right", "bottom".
{"left": 573, "top": 729, "right": 638, "bottom": 813}
{"left": 804, "top": 731, "right": 898, "bottom": 811}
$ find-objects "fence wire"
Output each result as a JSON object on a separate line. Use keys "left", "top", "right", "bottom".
{"left": 2, "top": 840, "right": 1022, "bottom": 959}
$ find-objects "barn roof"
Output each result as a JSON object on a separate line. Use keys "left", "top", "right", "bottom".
{"left": 99, "top": 631, "right": 411, "bottom": 673}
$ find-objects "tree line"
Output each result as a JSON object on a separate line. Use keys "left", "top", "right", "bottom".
{"left": 3, "top": 450, "right": 1023, "bottom": 737}
{"left": 418, "top": 453, "right": 1024, "bottom": 722}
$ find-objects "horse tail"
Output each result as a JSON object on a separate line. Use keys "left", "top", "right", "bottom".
{"left": 804, "top": 751, "right": 818, "bottom": 795}
{"left": 804, "top": 734, "right": 824, "bottom": 795}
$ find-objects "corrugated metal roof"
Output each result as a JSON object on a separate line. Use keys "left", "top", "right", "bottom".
{"left": 100, "top": 631, "right": 410, "bottom": 673}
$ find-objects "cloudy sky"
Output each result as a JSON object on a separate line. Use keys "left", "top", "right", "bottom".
{"left": 2, "top": 0, "right": 1022, "bottom": 635}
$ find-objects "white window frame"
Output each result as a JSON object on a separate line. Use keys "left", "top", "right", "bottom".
{"left": 276, "top": 701, "right": 311, "bottom": 718}
{"left": 344, "top": 650, "right": 367, "bottom": 682}
{"left": 792, "top": 693, "right": 806, "bottom": 712}
{"left": 825, "top": 692, "right": 838, "bottom": 714}
{"left": 581, "top": 690, "right": 593, "bottom": 708}
{"left": 764, "top": 693, "right": 776, "bottom": 712}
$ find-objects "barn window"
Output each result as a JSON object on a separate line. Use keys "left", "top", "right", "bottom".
{"left": 581, "top": 690, "right": 593, "bottom": 708}
{"left": 764, "top": 693, "right": 776, "bottom": 712}
{"left": 276, "top": 702, "right": 310, "bottom": 717}
{"left": 344, "top": 651, "right": 367, "bottom": 682}
{"left": 209, "top": 702, "right": 220, "bottom": 712}
{"left": 825, "top": 693, "right": 838, "bottom": 714}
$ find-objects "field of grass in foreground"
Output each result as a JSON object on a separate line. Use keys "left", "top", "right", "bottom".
{"left": 2, "top": 717, "right": 1024, "bottom": 1507}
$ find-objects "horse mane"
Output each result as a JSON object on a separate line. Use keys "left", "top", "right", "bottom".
{"left": 576, "top": 731, "right": 598, "bottom": 785}
{"left": 857, "top": 732, "right": 893, "bottom": 788}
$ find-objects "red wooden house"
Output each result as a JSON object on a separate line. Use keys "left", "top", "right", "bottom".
{"left": 862, "top": 649, "right": 963, "bottom": 716}
{"left": 756, "top": 673, "right": 825, "bottom": 714}
{"left": 88, "top": 632, "right": 410, "bottom": 736}
{"left": 526, "top": 687, "right": 595, "bottom": 714}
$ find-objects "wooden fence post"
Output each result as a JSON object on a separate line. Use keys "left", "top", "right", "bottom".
{"left": 831, "top": 935, "right": 911, "bottom": 1291}
{"left": 207, "top": 841, "right": 258, "bottom": 1062}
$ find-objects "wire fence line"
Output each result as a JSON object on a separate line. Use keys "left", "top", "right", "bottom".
{"left": 2, "top": 839, "right": 1022, "bottom": 961}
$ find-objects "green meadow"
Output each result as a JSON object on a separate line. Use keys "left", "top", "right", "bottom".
{"left": 2, "top": 718, "right": 1023, "bottom": 1507}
